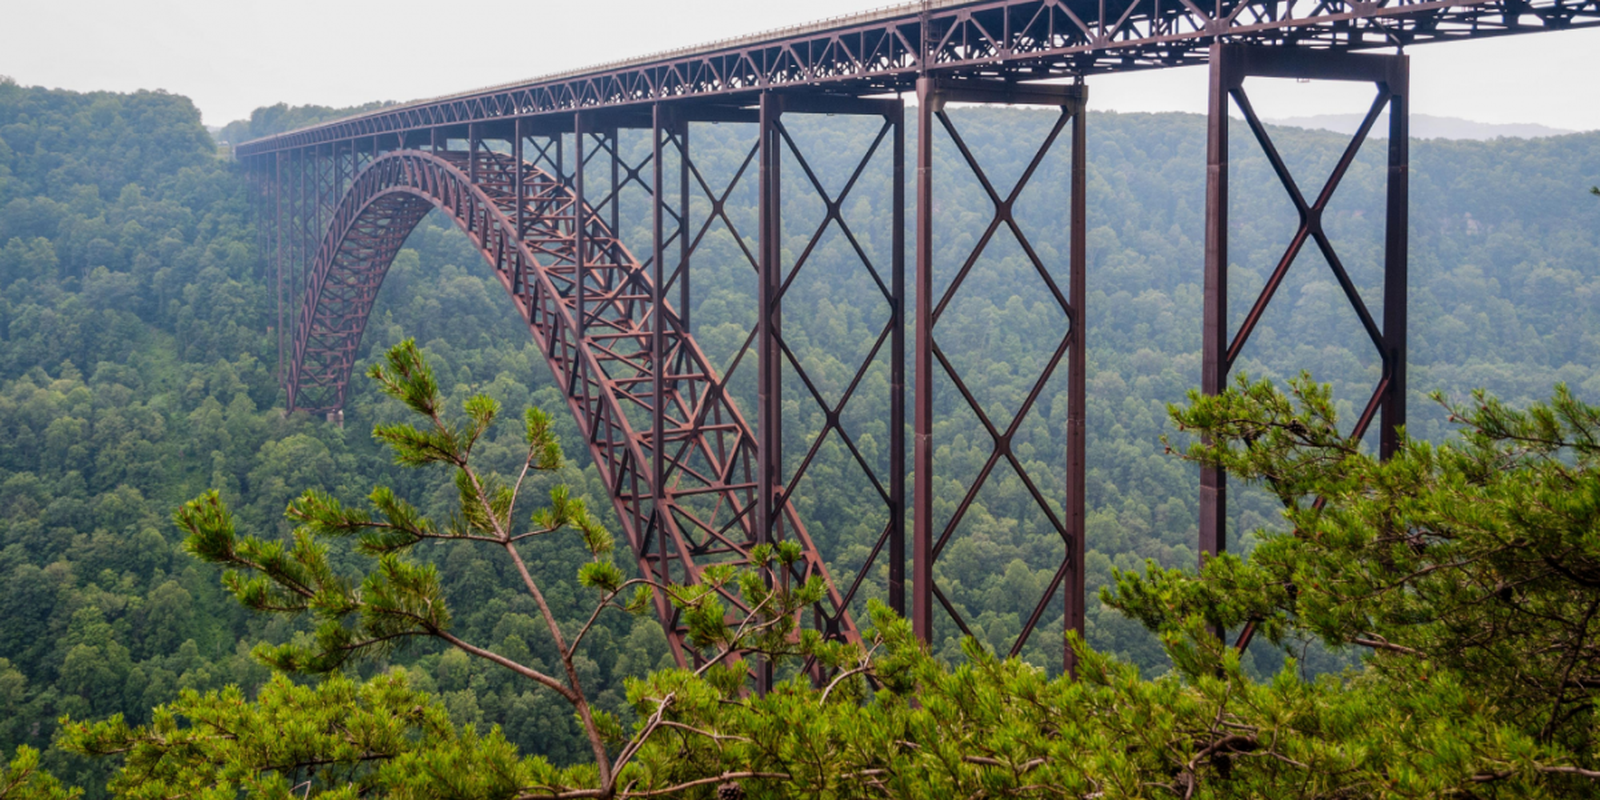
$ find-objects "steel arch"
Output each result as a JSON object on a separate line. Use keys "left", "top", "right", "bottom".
{"left": 286, "top": 148, "right": 860, "bottom": 666}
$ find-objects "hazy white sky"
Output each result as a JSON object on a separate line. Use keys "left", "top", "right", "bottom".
{"left": 2, "top": 0, "right": 1597, "bottom": 131}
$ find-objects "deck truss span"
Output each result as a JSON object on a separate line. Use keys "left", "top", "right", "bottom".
{"left": 235, "top": 0, "right": 1600, "bottom": 157}
{"left": 288, "top": 149, "right": 859, "bottom": 665}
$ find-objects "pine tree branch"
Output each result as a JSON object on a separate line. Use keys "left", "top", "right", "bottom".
{"left": 653, "top": 721, "right": 752, "bottom": 744}
{"left": 509, "top": 527, "right": 563, "bottom": 543}
{"left": 618, "top": 772, "right": 792, "bottom": 798}
{"left": 568, "top": 578, "right": 688, "bottom": 653}
{"left": 1350, "top": 635, "right": 1426, "bottom": 657}
{"left": 497, "top": 537, "right": 612, "bottom": 785}
{"left": 608, "top": 692, "right": 675, "bottom": 782}
{"left": 429, "top": 628, "right": 578, "bottom": 704}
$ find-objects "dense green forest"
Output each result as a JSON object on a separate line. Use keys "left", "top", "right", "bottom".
{"left": 1, "top": 74, "right": 1597, "bottom": 794}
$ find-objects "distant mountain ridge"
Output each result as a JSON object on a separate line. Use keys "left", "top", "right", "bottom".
{"left": 1266, "top": 112, "right": 1577, "bottom": 140}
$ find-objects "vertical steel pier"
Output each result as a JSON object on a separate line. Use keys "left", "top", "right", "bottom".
{"left": 1200, "top": 43, "right": 1410, "bottom": 565}
{"left": 912, "top": 77, "right": 1090, "bottom": 670}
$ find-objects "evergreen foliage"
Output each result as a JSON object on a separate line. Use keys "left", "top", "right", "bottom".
{"left": 64, "top": 341, "right": 863, "bottom": 799}
{"left": 0, "top": 746, "right": 77, "bottom": 800}
{"left": 51, "top": 378, "right": 1600, "bottom": 798}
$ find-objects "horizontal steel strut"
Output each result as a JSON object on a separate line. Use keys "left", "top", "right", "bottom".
{"left": 287, "top": 148, "right": 859, "bottom": 667}
{"left": 234, "top": 0, "right": 1599, "bottom": 157}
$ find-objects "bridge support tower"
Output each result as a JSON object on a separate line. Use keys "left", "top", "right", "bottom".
{"left": 912, "top": 78, "right": 1090, "bottom": 674}
{"left": 1200, "top": 44, "right": 1410, "bottom": 592}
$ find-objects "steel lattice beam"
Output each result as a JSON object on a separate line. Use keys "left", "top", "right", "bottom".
{"left": 234, "top": 0, "right": 1598, "bottom": 158}
{"left": 912, "top": 78, "right": 1089, "bottom": 672}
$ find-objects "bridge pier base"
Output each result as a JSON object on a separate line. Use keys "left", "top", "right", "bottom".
{"left": 1199, "top": 45, "right": 1410, "bottom": 623}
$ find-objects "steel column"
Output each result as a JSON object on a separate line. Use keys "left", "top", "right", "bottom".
{"left": 912, "top": 77, "right": 935, "bottom": 644}
{"left": 756, "top": 91, "right": 782, "bottom": 694}
{"left": 274, "top": 152, "right": 284, "bottom": 391}
{"left": 610, "top": 126, "right": 621, "bottom": 276}
{"left": 889, "top": 101, "right": 907, "bottom": 618}
{"left": 757, "top": 92, "right": 781, "bottom": 552}
{"left": 1200, "top": 42, "right": 1230, "bottom": 563}
{"left": 648, "top": 104, "right": 682, "bottom": 646}
{"left": 651, "top": 103, "right": 667, "bottom": 581}
{"left": 295, "top": 148, "right": 309, "bottom": 409}
{"left": 1381, "top": 73, "right": 1409, "bottom": 460}
{"left": 574, "top": 113, "right": 587, "bottom": 336}
{"left": 514, "top": 120, "right": 524, "bottom": 236}
{"left": 1065, "top": 90, "right": 1087, "bottom": 676}
{"left": 679, "top": 123, "right": 690, "bottom": 331}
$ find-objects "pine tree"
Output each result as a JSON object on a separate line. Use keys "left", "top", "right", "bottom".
{"left": 60, "top": 340, "right": 845, "bottom": 799}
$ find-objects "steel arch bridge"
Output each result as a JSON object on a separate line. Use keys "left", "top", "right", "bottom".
{"left": 292, "top": 145, "right": 857, "bottom": 664}
{"left": 238, "top": 0, "right": 1600, "bottom": 677}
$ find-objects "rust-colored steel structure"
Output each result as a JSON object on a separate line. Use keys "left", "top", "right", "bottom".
{"left": 288, "top": 140, "right": 865, "bottom": 673}
{"left": 236, "top": 0, "right": 1597, "bottom": 158}
{"left": 911, "top": 78, "right": 1089, "bottom": 669}
{"left": 1200, "top": 43, "right": 1410, "bottom": 567}
{"left": 239, "top": 0, "right": 1600, "bottom": 673}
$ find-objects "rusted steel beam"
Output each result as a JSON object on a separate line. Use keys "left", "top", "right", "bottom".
{"left": 1200, "top": 42, "right": 1229, "bottom": 566}
{"left": 1065, "top": 86, "right": 1086, "bottom": 677}
{"left": 756, "top": 91, "right": 781, "bottom": 694}
{"left": 274, "top": 153, "right": 285, "bottom": 391}
{"left": 574, "top": 113, "right": 587, "bottom": 339}
{"left": 912, "top": 76, "right": 935, "bottom": 645}
{"left": 1380, "top": 66, "right": 1409, "bottom": 461}
{"left": 889, "top": 100, "right": 907, "bottom": 619}
{"left": 650, "top": 103, "right": 671, "bottom": 642}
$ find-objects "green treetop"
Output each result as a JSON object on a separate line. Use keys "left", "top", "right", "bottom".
{"left": 52, "top": 361, "right": 1600, "bottom": 798}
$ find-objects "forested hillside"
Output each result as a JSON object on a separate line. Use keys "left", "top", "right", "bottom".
{"left": 0, "top": 75, "right": 1596, "bottom": 794}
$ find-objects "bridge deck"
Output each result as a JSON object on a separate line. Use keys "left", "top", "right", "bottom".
{"left": 236, "top": 0, "right": 1600, "bottom": 157}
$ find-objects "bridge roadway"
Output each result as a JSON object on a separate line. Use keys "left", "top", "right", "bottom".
{"left": 238, "top": 0, "right": 1598, "bottom": 681}
{"left": 234, "top": 0, "right": 1599, "bottom": 157}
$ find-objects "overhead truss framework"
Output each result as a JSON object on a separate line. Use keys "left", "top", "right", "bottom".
{"left": 235, "top": 0, "right": 1598, "bottom": 159}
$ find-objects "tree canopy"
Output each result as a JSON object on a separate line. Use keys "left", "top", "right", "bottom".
{"left": 50, "top": 372, "right": 1600, "bottom": 799}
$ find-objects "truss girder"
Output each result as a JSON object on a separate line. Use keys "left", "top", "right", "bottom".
{"left": 235, "top": 0, "right": 1599, "bottom": 158}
